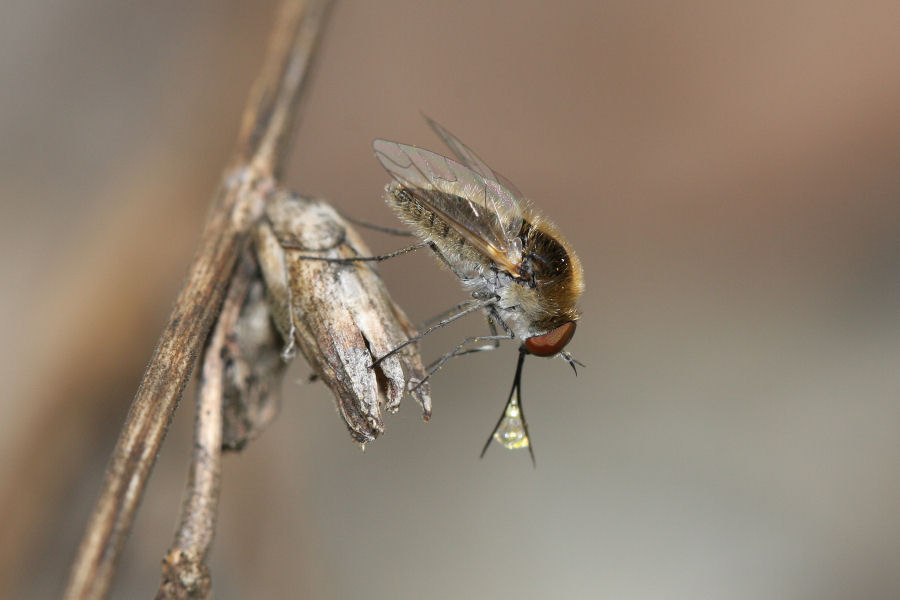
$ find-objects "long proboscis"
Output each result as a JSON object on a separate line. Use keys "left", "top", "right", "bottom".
{"left": 480, "top": 347, "right": 535, "bottom": 467}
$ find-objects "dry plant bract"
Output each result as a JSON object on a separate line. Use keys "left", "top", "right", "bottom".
{"left": 255, "top": 189, "right": 432, "bottom": 443}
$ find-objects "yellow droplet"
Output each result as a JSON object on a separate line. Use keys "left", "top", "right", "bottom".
{"left": 492, "top": 392, "right": 530, "bottom": 450}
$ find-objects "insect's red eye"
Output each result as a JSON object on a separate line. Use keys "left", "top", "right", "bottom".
{"left": 524, "top": 321, "right": 576, "bottom": 357}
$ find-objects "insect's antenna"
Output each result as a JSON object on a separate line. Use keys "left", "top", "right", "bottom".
{"left": 561, "top": 352, "right": 585, "bottom": 376}
{"left": 480, "top": 348, "right": 535, "bottom": 467}
{"left": 281, "top": 242, "right": 429, "bottom": 263}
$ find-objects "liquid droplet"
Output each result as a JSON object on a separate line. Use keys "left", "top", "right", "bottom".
{"left": 492, "top": 392, "right": 530, "bottom": 450}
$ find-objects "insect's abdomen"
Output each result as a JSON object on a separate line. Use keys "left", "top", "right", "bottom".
{"left": 386, "top": 185, "right": 493, "bottom": 275}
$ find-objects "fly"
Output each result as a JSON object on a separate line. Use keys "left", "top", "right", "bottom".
{"left": 370, "top": 117, "right": 585, "bottom": 465}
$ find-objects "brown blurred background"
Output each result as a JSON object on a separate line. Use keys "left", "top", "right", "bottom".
{"left": 1, "top": 1, "right": 899, "bottom": 598}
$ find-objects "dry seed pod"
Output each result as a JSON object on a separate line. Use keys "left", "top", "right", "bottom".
{"left": 253, "top": 189, "right": 431, "bottom": 443}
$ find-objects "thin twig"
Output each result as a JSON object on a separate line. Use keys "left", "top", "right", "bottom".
{"left": 63, "top": 2, "right": 333, "bottom": 599}
{"left": 155, "top": 254, "right": 256, "bottom": 600}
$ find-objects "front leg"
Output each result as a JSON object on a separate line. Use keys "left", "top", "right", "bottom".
{"left": 409, "top": 314, "right": 515, "bottom": 392}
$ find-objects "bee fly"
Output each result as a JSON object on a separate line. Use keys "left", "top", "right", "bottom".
{"left": 291, "top": 118, "right": 584, "bottom": 464}
{"left": 370, "top": 118, "right": 584, "bottom": 465}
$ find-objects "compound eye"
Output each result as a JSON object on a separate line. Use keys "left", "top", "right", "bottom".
{"left": 524, "top": 321, "right": 576, "bottom": 356}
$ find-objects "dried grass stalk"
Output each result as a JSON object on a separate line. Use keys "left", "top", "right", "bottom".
{"left": 64, "top": 1, "right": 332, "bottom": 598}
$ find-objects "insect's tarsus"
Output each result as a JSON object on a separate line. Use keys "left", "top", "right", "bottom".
{"left": 281, "top": 241, "right": 429, "bottom": 263}
{"left": 480, "top": 347, "right": 535, "bottom": 467}
{"left": 561, "top": 351, "right": 585, "bottom": 376}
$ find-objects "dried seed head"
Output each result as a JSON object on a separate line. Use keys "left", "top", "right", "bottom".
{"left": 253, "top": 189, "right": 431, "bottom": 443}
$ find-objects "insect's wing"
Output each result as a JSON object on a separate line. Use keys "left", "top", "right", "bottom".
{"left": 423, "top": 117, "right": 499, "bottom": 182}
{"left": 374, "top": 139, "right": 525, "bottom": 276}
{"left": 423, "top": 117, "right": 529, "bottom": 243}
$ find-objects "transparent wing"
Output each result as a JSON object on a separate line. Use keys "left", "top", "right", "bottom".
{"left": 373, "top": 138, "right": 526, "bottom": 274}
{"left": 423, "top": 117, "right": 529, "bottom": 243}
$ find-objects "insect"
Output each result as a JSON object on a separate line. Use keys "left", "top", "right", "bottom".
{"left": 369, "top": 118, "right": 585, "bottom": 464}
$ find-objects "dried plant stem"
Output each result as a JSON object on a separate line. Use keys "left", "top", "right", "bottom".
{"left": 156, "top": 254, "right": 256, "bottom": 600}
{"left": 63, "top": 2, "right": 333, "bottom": 599}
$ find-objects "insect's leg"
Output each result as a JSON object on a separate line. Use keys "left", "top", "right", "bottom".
{"left": 371, "top": 297, "right": 497, "bottom": 367}
{"left": 449, "top": 313, "right": 503, "bottom": 356}
{"left": 337, "top": 212, "right": 416, "bottom": 237}
{"left": 481, "top": 348, "right": 535, "bottom": 467}
{"left": 489, "top": 310, "right": 515, "bottom": 337}
{"left": 560, "top": 351, "right": 586, "bottom": 375}
{"left": 409, "top": 331, "right": 514, "bottom": 392}
{"left": 267, "top": 216, "right": 349, "bottom": 253}
{"left": 268, "top": 209, "right": 428, "bottom": 262}
{"left": 408, "top": 312, "right": 509, "bottom": 391}
{"left": 421, "top": 313, "right": 505, "bottom": 368}
{"left": 427, "top": 242, "right": 474, "bottom": 282}
{"left": 280, "top": 241, "right": 430, "bottom": 263}
{"left": 421, "top": 300, "right": 479, "bottom": 328}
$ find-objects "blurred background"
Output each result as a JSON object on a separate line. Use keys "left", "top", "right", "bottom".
{"left": 1, "top": 1, "right": 899, "bottom": 598}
